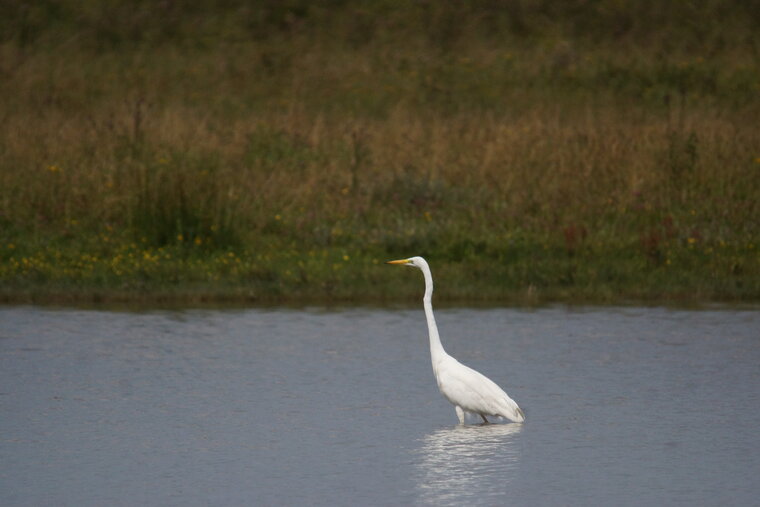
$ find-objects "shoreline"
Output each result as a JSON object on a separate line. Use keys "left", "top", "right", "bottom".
{"left": 2, "top": 282, "right": 756, "bottom": 309}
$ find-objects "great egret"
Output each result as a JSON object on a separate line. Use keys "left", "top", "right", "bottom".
{"left": 387, "top": 256, "right": 525, "bottom": 424}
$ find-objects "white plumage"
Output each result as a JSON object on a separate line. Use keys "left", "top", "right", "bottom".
{"left": 387, "top": 256, "right": 525, "bottom": 424}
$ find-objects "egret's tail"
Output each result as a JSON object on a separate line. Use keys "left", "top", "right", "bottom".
{"left": 501, "top": 402, "right": 525, "bottom": 423}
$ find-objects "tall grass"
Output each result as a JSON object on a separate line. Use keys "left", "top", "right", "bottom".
{"left": 1, "top": 1, "right": 758, "bottom": 302}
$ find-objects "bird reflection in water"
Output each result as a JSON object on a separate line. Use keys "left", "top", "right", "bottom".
{"left": 414, "top": 423, "right": 522, "bottom": 506}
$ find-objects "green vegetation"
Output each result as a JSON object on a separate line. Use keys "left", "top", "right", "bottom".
{"left": 1, "top": 1, "right": 759, "bottom": 304}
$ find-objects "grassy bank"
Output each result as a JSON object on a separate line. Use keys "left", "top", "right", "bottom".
{"left": 1, "top": 1, "right": 759, "bottom": 304}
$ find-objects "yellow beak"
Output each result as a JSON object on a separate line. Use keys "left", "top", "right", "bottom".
{"left": 386, "top": 259, "right": 411, "bottom": 265}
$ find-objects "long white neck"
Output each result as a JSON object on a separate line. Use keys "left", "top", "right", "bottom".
{"left": 420, "top": 261, "right": 447, "bottom": 368}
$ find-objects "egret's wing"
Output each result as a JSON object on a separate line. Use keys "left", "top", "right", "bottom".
{"left": 437, "top": 357, "right": 525, "bottom": 422}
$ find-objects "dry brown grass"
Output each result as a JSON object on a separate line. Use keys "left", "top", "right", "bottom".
{"left": 1, "top": 1, "right": 758, "bottom": 300}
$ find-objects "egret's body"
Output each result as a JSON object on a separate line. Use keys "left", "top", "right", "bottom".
{"left": 388, "top": 256, "right": 525, "bottom": 424}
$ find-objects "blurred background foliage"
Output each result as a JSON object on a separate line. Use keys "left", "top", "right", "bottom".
{"left": 0, "top": 0, "right": 758, "bottom": 302}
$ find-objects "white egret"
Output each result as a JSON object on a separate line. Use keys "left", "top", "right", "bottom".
{"left": 387, "top": 256, "right": 525, "bottom": 424}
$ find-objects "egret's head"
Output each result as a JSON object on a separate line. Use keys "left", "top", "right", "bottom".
{"left": 386, "top": 256, "right": 427, "bottom": 270}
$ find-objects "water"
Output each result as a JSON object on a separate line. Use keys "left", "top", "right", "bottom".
{"left": 1, "top": 305, "right": 758, "bottom": 506}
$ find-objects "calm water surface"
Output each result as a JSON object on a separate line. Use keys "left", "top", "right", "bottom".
{"left": 1, "top": 305, "right": 758, "bottom": 506}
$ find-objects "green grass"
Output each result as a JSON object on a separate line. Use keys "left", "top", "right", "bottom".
{"left": 1, "top": 1, "right": 758, "bottom": 304}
